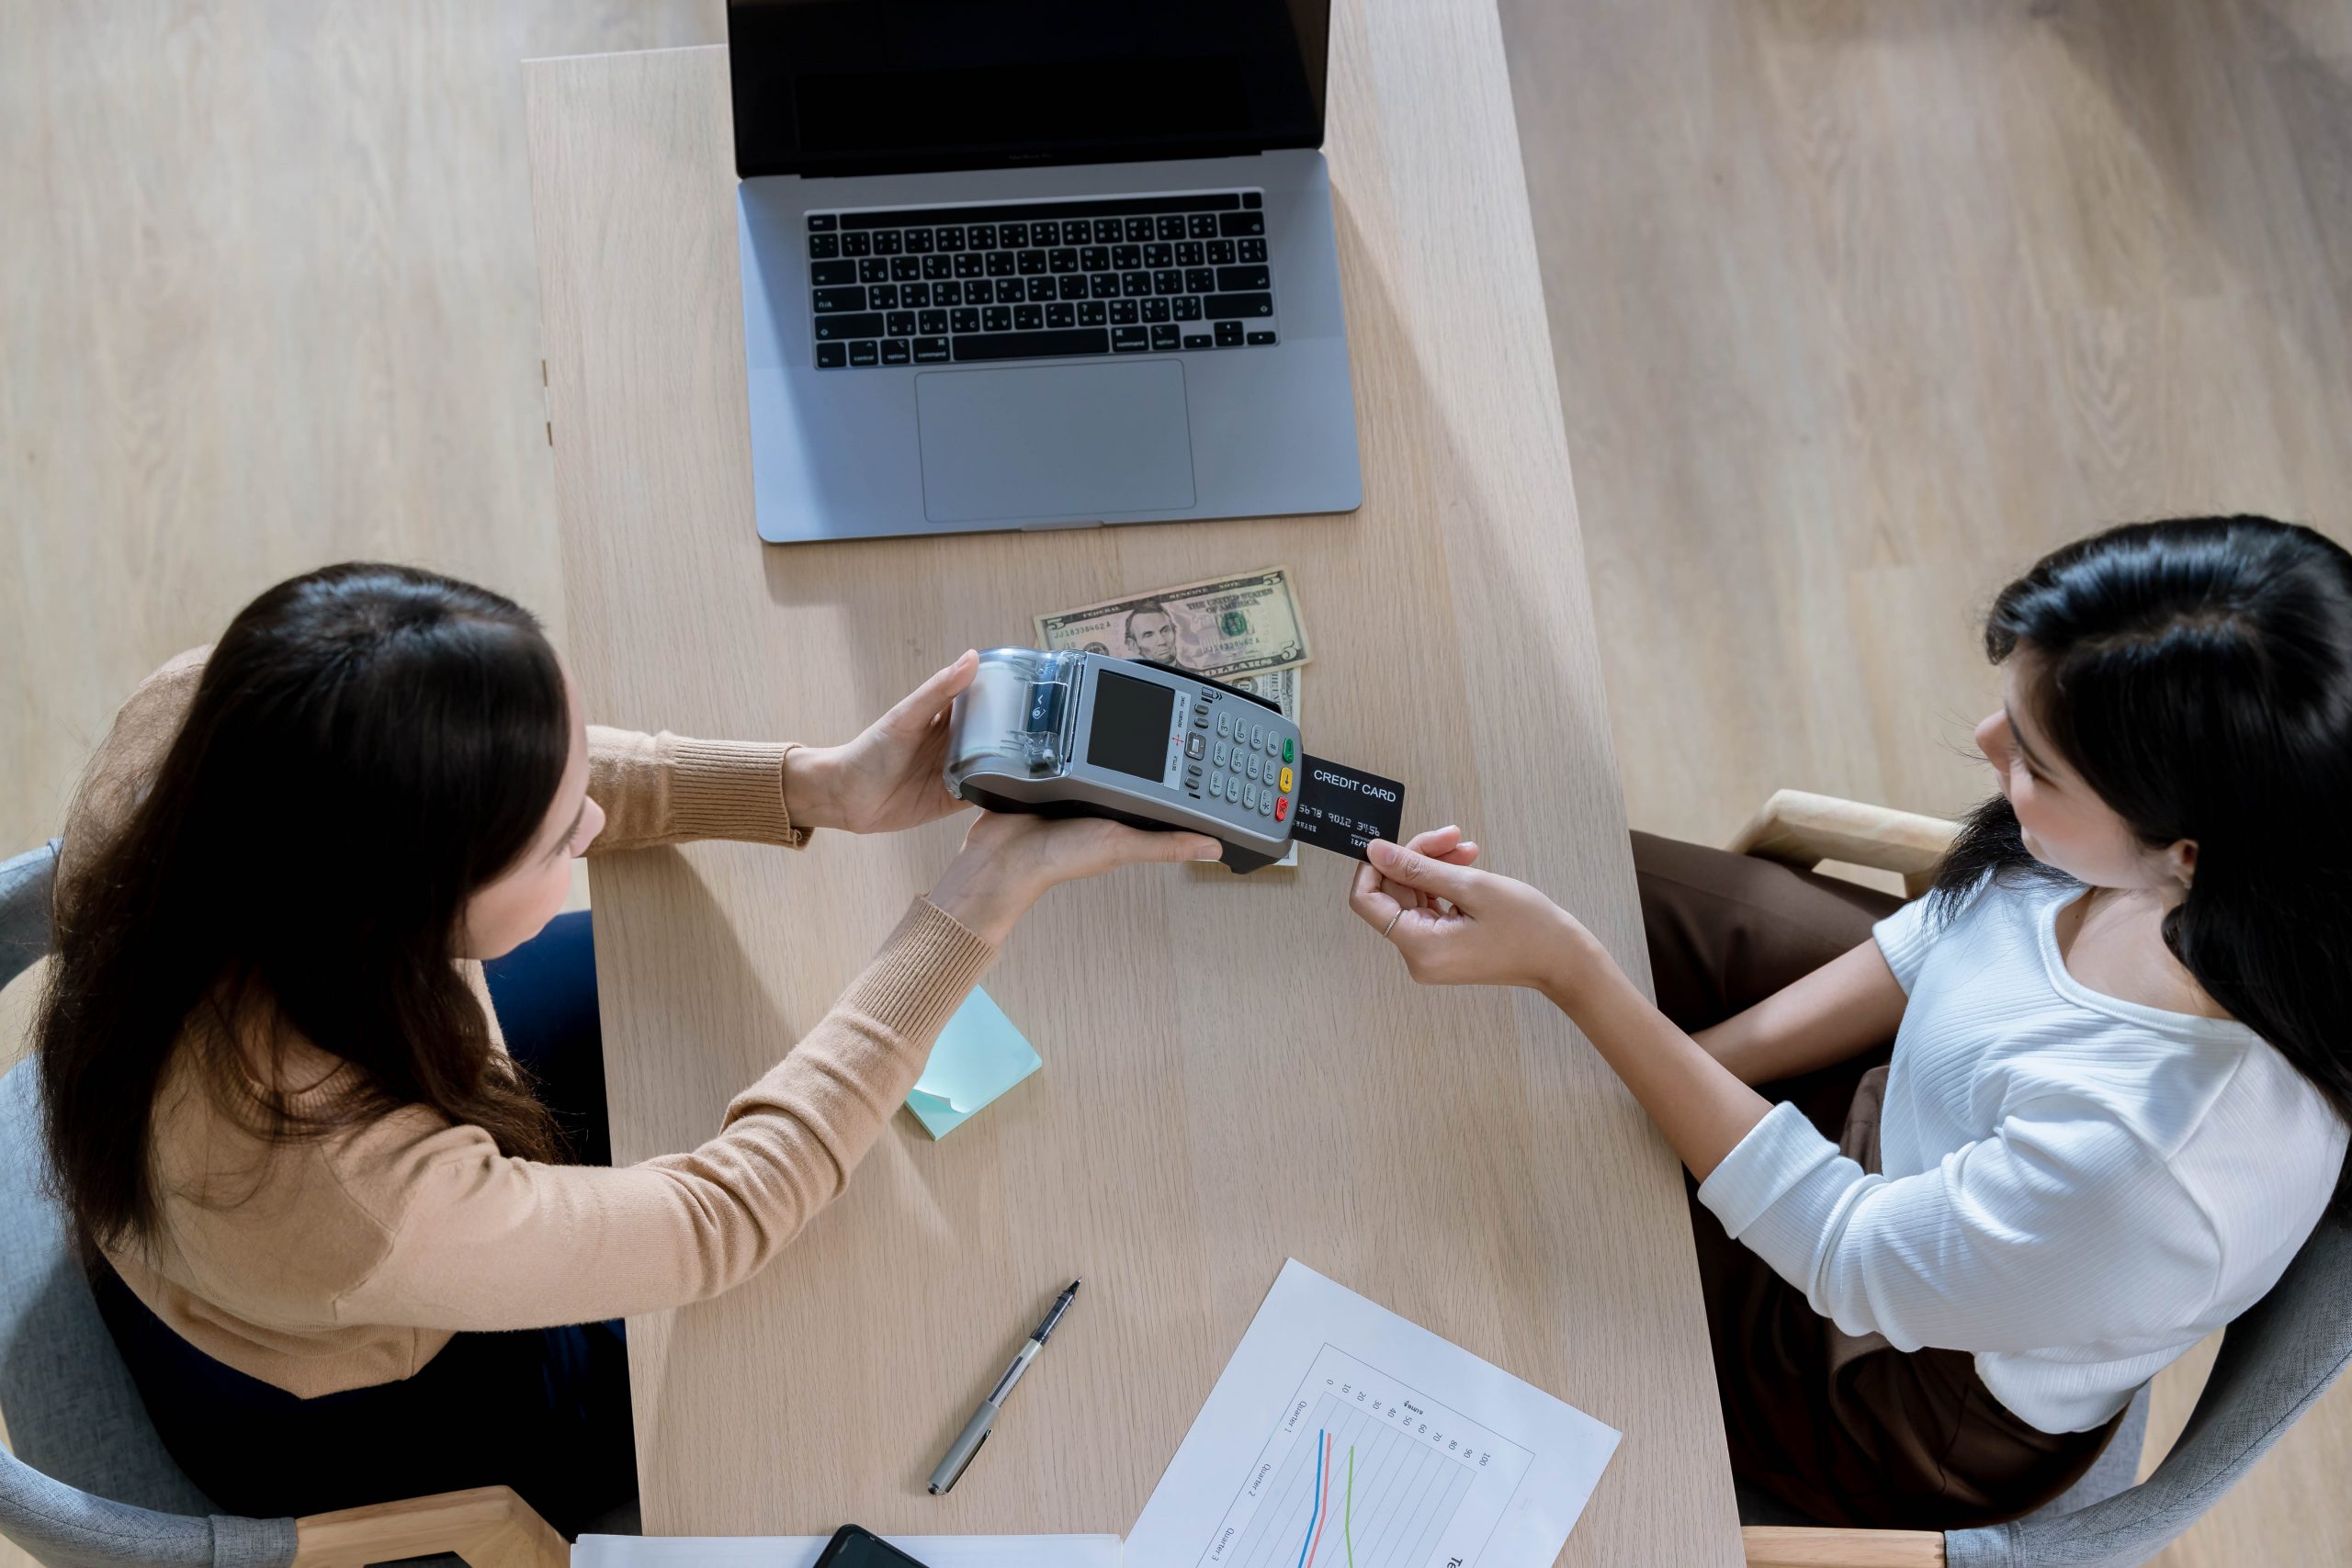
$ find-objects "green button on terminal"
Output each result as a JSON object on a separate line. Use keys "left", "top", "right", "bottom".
{"left": 1282, "top": 738, "right": 1295, "bottom": 762}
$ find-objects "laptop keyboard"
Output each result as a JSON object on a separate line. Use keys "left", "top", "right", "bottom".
{"left": 805, "top": 191, "right": 1276, "bottom": 369}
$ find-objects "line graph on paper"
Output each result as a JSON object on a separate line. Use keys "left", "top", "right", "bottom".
{"left": 1197, "top": 1346, "right": 1533, "bottom": 1568}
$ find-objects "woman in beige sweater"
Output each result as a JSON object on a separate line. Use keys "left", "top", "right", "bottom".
{"left": 38, "top": 562, "right": 1217, "bottom": 1532}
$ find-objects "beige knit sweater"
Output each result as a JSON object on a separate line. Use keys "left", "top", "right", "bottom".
{"left": 61, "top": 650, "right": 994, "bottom": 1398}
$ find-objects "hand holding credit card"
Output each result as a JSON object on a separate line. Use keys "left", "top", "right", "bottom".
{"left": 1286, "top": 755, "right": 1408, "bottom": 861}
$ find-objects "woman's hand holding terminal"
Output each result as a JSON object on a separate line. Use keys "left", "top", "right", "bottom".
{"left": 785, "top": 651, "right": 982, "bottom": 836}
{"left": 778, "top": 650, "right": 1219, "bottom": 944}
{"left": 929, "top": 812, "right": 1224, "bottom": 947}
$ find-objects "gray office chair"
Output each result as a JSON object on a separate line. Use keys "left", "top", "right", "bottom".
{"left": 0, "top": 840, "right": 561, "bottom": 1568}
{"left": 1733, "top": 793, "right": 2352, "bottom": 1567}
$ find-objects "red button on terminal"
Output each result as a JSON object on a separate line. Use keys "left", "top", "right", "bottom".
{"left": 1274, "top": 796, "right": 1289, "bottom": 822}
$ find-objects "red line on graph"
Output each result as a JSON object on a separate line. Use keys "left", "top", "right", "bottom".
{"left": 1303, "top": 1432, "right": 1335, "bottom": 1568}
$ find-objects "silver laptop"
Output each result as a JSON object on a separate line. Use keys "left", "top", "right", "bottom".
{"left": 729, "top": 1, "right": 1362, "bottom": 543}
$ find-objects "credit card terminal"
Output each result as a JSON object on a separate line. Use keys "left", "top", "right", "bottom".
{"left": 944, "top": 649, "right": 1303, "bottom": 874}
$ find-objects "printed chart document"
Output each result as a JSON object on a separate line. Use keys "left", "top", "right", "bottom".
{"left": 574, "top": 1536, "right": 1121, "bottom": 1567}
{"left": 1126, "top": 1261, "right": 1620, "bottom": 1568}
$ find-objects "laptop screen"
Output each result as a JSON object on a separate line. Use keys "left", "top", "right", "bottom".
{"left": 729, "top": 1, "right": 1329, "bottom": 178}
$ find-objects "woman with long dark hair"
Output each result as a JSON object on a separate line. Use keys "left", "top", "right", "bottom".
{"left": 1341, "top": 516, "right": 2352, "bottom": 1527}
{"left": 39, "top": 562, "right": 1220, "bottom": 1531}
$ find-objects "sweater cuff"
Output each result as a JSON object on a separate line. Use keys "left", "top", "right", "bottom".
{"left": 667, "top": 739, "right": 808, "bottom": 848}
{"left": 835, "top": 897, "right": 1000, "bottom": 1049}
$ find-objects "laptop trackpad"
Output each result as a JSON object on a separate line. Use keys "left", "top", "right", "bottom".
{"left": 915, "top": 361, "right": 1196, "bottom": 525}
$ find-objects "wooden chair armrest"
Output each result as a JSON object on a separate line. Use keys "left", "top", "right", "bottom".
{"left": 1743, "top": 1525, "right": 1946, "bottom": 1566}
{"left": 290, "top": 1484, "right": 568, "bottom": 1568}
{"left": 1727, "top": 790, "right": 1961, "bottom": 897}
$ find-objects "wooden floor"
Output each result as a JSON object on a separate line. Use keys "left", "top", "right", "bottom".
{"left": 3, "top": 1, "right": 2346, "bottom": 1562}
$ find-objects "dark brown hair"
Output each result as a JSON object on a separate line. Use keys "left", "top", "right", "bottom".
{"left": 39, "top": 562, "right": 569, "bottom": 1256}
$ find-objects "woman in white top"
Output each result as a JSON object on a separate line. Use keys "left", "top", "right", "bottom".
{"left": 1344, "top": 516, "right": 2352, "bottom": 1528}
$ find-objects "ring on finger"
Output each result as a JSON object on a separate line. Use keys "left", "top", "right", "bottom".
{"left": 1382, "top": 909, "right": 1402, "bottom": 939}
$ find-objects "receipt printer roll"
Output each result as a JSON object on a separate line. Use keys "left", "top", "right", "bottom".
{"left": 944, "top": 649, "right": 1303, "bottom": 874}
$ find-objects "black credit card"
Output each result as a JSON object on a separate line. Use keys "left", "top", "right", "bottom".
{"left": 1288, "top": 755, "right": 1406, "bottom": 862}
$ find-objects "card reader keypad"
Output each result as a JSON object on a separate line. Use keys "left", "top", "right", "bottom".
{"left": 1180, "top": 684, "right": 1298, "bottom": 832}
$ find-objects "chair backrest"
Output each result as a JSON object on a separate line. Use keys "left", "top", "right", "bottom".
{"left": 2024, "top": 1382, "right": 2149, "bottom": 1523}
{"left": 0, "top": 840, "right": 59, "bottom": 992}
{"left": 1944, "top": 1207, "right": 2352, "bottom": 1568}
{"left": 0, "top": 840, "right": 298, "bottom": 1567}
{"left": 0, "top": 841, "right": 207, "bottom": 1511}
{"left": 0, "top": 1445, "right": 292, "bottom": 1568}
{"left": 0, "top": 1055, "right": 218, "bottom": 1519}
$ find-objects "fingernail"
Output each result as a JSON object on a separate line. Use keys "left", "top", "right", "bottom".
{"left": 1368, "top": 840, "right": 1395, "bottom": 866}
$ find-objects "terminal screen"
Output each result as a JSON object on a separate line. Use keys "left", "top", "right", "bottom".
{"left": 1087, "top": 670, "right": 1175, "bottom": 784}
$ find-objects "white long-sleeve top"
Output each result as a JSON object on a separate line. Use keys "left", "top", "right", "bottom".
{"left": 1695, "top": 874, "right": 2346, "bottom": 1433}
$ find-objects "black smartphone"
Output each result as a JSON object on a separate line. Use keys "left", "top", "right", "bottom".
{"left": 812, "top": 1525, "right": 932, "bottom": 1568}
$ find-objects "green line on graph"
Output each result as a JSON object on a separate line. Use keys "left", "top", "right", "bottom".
{"left": 1345, "top": 1446, "right": 1354, "bottom": 1568}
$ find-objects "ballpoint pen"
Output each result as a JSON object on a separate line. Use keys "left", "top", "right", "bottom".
{"left": 927, "top": 1278, "right": 1080, "bottom": 1495}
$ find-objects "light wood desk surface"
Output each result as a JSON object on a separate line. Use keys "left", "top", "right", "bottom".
{"left": 522, "top": 9, "right": 1738, "bottom": 1562}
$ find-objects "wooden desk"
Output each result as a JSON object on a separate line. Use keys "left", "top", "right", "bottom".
{"left": 523, "top": 11, "right": 1740, "bottom": 1562}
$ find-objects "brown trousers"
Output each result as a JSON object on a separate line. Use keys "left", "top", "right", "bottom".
{"left": 1634, "top": 832, "right": 2122, "bottom": 1530}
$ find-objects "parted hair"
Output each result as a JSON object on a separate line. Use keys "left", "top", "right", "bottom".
{"left": 39, "top": 562, "right": 570, "bottom": 1256}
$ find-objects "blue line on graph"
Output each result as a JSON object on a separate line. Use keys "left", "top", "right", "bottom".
{"left": 1294, "top": 1429, "right": 1327, "bottom": 1568}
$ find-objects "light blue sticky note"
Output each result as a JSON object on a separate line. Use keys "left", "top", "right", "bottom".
{"left": 906, "top": 987, "right": 1042, "bottom": 1139}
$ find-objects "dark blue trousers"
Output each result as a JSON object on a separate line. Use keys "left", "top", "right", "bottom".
{"left": 98, "top": 911, "right": 640, "bottom": 1536}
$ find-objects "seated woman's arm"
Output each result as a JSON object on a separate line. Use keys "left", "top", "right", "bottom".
{"left": 1345, "top": 839, "right": 2222, "bottom": 1359}
{"left": 330, "top": 796, "right": 1216, "bottom": 1332}
{"left": 583, "top": 725, "right": 813, "bottom": 852}
{"left": 582, "top": 650, "right": 987, "bottom": 852}
{"left": 333, "top": 897, "right": 994, "bottom": 1330}
{"left": 1349, "top": 833, "right": 1901, "bottom": 1179}
{"left": 1544, "top": 947, "right": 2223, "bottom": 1356}
{"left": 1701, "top": 1091, "right": 2220, "bottom": 1354}
{"left": 1695, "top": 940, "right": 1908, "bottom": 1086}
